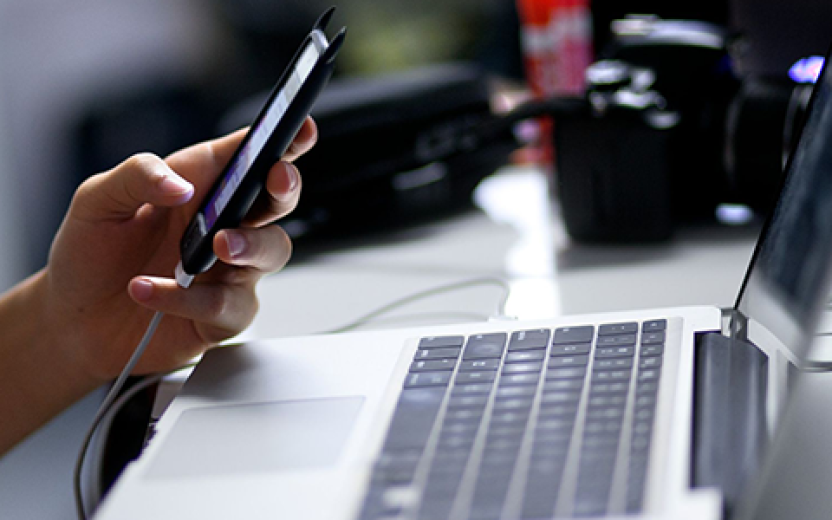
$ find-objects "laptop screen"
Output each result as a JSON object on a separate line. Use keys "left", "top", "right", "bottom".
{"left": 736, "top": 48, "right": 832, "bottom": 363}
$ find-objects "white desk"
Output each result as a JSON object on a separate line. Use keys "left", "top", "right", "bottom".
{"left": 0, "top": 165, "right": 759, "bottom": 519}
{"left": 241, "top": 166, "right": 757, "bottom": 340}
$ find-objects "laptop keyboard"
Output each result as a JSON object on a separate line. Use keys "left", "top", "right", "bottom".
{"left": 358, "top": 319, "right": 667, "bottom": 519}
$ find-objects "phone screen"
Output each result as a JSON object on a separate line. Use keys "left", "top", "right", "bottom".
{"left": 202, "top": 42, "right": 321, "bottom": 229}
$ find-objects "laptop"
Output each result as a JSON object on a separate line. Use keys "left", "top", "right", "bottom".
{"left": 96, "top": 47, "right": 832, "bottom": 520}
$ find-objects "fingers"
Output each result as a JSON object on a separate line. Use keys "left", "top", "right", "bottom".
{"left": 282, "top": 117, "right": 318, "bottom": 162}
{"left": 72, "top": 153, "right": 195, "bottom": 222}
{"left": 128, "top": 276, "right": 258, "bottom": 342}
{"left": 244, "top": 161, "right": 302, "bottom": 227}
{"left": 213, "top": 225, "right": 293, "bottom": 273}
{"left": 128, "top": 225, "right": 292, "bottom": 336}
{"left": 163, "top": 117, "right": 316, "bottom": 189}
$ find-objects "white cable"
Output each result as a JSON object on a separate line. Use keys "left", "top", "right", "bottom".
{"left": 323, "top": 277, "right": 511, "bottom": 334}
{"left": 74, "top": 310, "right": 164, "bottom": 520}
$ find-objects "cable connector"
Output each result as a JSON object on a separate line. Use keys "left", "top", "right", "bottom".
{"left": 174, "top": 261, "right": 195, "bottom": 289}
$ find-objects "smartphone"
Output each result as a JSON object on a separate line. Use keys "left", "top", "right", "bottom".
{"left": 176, "top": 7, "right": 345, "bottom": 285}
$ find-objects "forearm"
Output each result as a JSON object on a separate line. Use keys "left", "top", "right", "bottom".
{"left": 0, "top": 270, "right": 99, "bottom": 455}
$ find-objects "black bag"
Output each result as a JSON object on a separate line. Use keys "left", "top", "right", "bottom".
{"left": 224, "top": 62, "right": 520, "bottom": 241}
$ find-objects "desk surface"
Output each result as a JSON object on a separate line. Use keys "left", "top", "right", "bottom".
{"left": 0, "top": 165, "right": 760, "bottom": 519}
{"left": 241, "top": 166, "right": 758, "bottom": 341}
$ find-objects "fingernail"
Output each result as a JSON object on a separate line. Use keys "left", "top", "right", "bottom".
{"left": 131, "top": 278, "right": 154, "bottom": 302}
{"left": 287, "top": 165, "right": 300, "bottom": 192}
{"left": 160, "top": 174, "right": 193, "bottom": 197}
{"left": 225, "top": 231, "right": 247, "bottom": 258}
{"left": 275, "top": 165, "right": 300, "bottom": 203}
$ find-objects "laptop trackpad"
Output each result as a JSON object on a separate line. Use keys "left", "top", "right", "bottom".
{"left": 146, "top": 396, "right": 365, "bottom": 479}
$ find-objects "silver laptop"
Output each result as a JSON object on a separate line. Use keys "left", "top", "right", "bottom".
{"left": 96, "top": 49, "right": 832, "bottom": 520}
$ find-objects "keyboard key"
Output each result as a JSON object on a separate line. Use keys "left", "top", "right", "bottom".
{"left": 598, "top": 322, "right": 638, "bottom": 335}
{"left": 574, "top": 457, "right": 615, "bottom": 516}
{"left": 502, "top": 361, "right": 544, "bottom": 374}
{"left": 493, "top": 398, "right": 534, "bottom": 411}
{"left": 640, "top": 344, "right": 665, "bottom": 357}
{"left": 404, "top": 371, "right": 452, "bottom": 388}
{"left": 509, "top": 329, "right": 551, "bottom": 351}
{"left": 641, "top": 331, "right": 666, "bottom": 344}
{"left": 597, "top": 334, "right": 637, "bottom": 347}
{"left": 459, "top": 359, "right": 500, "bottom": 372}
{"left": 586, "top": 407, "right": 625, "bottom": 421}
{"left": 536, "top": 417, "right": 577, "bottom": 432}
{"left": 496, "top": 385, "right": 538, "bottom": 399}
{"left": 521, "top": 461, "right": 566, "bottom": 519}
{"left": 540, "top": 391, "right": 581, "bottom": 405}
{"left": 553, "top": 326, "right": 594, "bottom": 344}
{"left": 414, "top": 347, "right": 461, "bottom": 360}
{"left": 445, "top": 408, "right": 485, "bottom": 423}
{"left": 636, "top": 381, "right": 659, "bottom": 395}
{"left": 383, "top": 388, "right": 445, "bottom": 450}
{"left": 588, "top": 394, "right": 627, "bottom": 408}
{"left": 491, "top": 410, "right": 531, "bottom": 425}
{"left": 643, "top": 319, "right": 667, "bottom": 332}
{"left": 590, "top": 381, "right": 630, "bottom": 394}
{"left": 638, "top": 369, "right": 661, "bottom": 382}
{"left": 505, "top": 350, "right": 546, "bottom": 363}
{"left": 593, "top": 358, "right": 633, "bottom": 370}
{"left": 500, "top": 373, "right": 542, "bottom": 386}
{"left": 538, "top": 403, "right": 579, "bottom": 418}
{"left": 584, "top": 420, "right": 622, "bottom": 436}
{"left": 469, "top": 471, "right": 515, "bottom": 520}
{"left": 635, "top": 394, "right": 657, "bottom": 408}
{"left": 633, "top": 407, "right": 655, "bottom": 422}
{"left": 548, "top": 355, "right": 589, "bottom": 367}
{"left": 464, "top": 334, "right": 508, "bottom": 359}
{"left": 419, "top": 336, "right": 464, "bottom": 349}
{"left": 543, "top": 378, "right": 584, "bottom": 392}
{"left": 592, "top": 370, "right": 632, "bottom": 382}
{"left": 532, "top": 431, "right": 573, "bottom": 448}
{"left": 455, "top": 371, "right": 497, "bottom": 385}
{"left": 436, "top": 435, "right": 476, "bottom": 451}
{"left": 448, "top": 394, "right": 490, "bottom": 409}
{"left": 410, "top": 359, "right": 456, "bottom": 372}
{"left": 546, "top": 367, "right": 587, "bottom": 380}
{"left": 639, "top": 356, "right": 663, "bottom": 369}
{"left": 550, "top": 343, "right": 591, "bottom": 356}
{"left": 452, "top": 383, "right": 493, "bottom": 396}
{"left": 372, "top": 454, "right": 421, "bottom": 484}
{"left": 595, "top": 346, "right": 635, "bottom": 358}
{"left": 488, "top": 423, "right": 527, "bottom": 438}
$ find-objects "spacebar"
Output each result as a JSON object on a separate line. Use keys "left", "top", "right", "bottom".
{"left": 383, "top": 387, "right": 446, "bottom": 450}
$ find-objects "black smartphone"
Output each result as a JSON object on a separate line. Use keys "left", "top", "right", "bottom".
{"left": 176, "top": 7, "right": 345, "bottom": 286}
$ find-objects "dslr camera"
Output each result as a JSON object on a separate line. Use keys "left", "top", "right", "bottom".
{"left": 552, "top": 17, "right": 814, "bottom": 242}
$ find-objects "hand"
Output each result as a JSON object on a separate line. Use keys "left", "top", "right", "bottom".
{"left": 43, "top": 118, "right": 316, "bottom": 382}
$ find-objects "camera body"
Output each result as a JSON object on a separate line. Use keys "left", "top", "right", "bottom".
{"left": 554, "top": 17, "right": 812, "bottom": 242}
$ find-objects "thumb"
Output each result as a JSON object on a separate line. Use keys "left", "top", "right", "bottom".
{"left": 72, "top": 153, "right": 194, "bottom": 221}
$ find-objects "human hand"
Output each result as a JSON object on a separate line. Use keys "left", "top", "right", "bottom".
{"left": 42, "top": 118, "right": 316, "bottom": 383}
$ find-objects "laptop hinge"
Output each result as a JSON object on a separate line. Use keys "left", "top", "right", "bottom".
{"left": 721, "top": 307, "right": 749, "bottom": 342}
{"left": 691, "top": 329, "right": 768, "bottom": 518}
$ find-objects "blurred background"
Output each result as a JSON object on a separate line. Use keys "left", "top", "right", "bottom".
{"left": 0, "top": 0, "right": 520, "bottom": 292}
{"left": 1, "top": 1, "right": 832, "bottom": 519}
{"left": 0, "top": 0, "right": 830, "bottom": 291}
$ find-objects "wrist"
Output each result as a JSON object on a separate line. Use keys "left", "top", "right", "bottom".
{"left": 0, "top": 270, "right": 102, "bottom": 454}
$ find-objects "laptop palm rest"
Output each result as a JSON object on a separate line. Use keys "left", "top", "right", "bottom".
{"left": 146, "top": 396, "right": 365, "bottom": 479}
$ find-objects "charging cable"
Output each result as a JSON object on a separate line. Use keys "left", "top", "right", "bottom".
{"left": 323, "top": 277, "right": 512, "bottom": 334}
{"left": 74, "top": 264, "right": 194, "bottom": 520}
